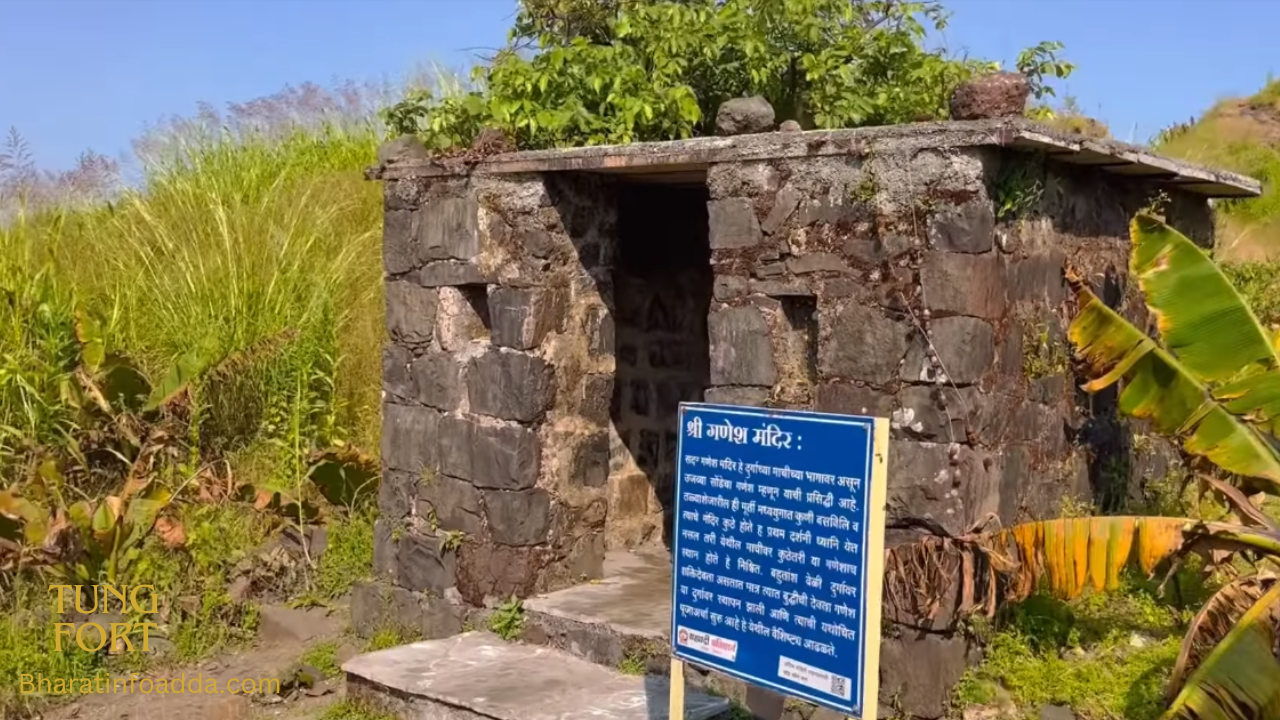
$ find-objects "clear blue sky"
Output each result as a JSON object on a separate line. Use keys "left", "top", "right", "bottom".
{"left": 2, "top": 0, "right": 1276, "bottom": 172}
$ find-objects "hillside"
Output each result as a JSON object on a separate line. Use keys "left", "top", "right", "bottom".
{"left": 1156, "top": 79, "right": 1280, "bottom": 262}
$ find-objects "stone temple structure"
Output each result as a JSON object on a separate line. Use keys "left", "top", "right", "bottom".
{"left": 346, "top": 118, "right": 1259, "bottom": 720}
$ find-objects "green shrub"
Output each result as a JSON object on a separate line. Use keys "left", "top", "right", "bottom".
{"left": 1222, "top": 260, "right": 1280, "bottom": 327}
{"left": 955, "top": 576, "right": 1196, "bottom": 719}
{"left": 384, "top": 0, "right": 1071, "bottom": 151}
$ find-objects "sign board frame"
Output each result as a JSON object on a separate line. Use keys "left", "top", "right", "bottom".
{"left": 666, "top": 402, "right": 889, "bottom": 720}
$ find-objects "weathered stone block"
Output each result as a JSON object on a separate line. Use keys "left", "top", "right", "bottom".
{"left": 750, "top": 280, "right": 813, "bottom": 297}
{"left": 929, "top": 201, "right": 995, "bottom": 253}
{"left": 383, "top": 209, "right": 418, "bottom": 275}
{"left": 372, "top": 519, "right": 398, "bottom": 581}
{"left": 378, "top": 469, "right": 416, "bottom": 520}
{"left": 408, "top": 351, "right": 463, "bottom": 411}
{"left": 879, "top": 631, "right": 973, "bottom": 719}
{"left": 419, "top": 595, "right": 465, "bottom": 639}
{"left": 708, "top": 306, "right": 777, "bottom": 386}
{"left": 570, "top": 432, "right": 611, "bottom": 488}
{"left": 707, "top": 161, "right": 780, "bottom": 200}
{"left": 761, "top": 186, "right": 801, "bottom": 235}
{"left": 385, "top": 281, "right": 437, "bottom": 345}
{"left": 439, "top": 416, "right": 541, "bottom": 491}
{"left": 490, "top": 286, "right": 568, "bottom": 350}
{"left": 418, "top": 475, "right": 484, "bottom": 536}
{"left": 704, "top": 387, "right": 770, "bottom": 407}
{"left": 437, "top": 414, "right": 475, "bottom": 480}
{"left": 436, "top": 286, "right": 490, "bottom": 352}
{"left": 886, "top": 440, "right": 956, "bottom": 528}
{"left": 708, "top": 198, "right": 763, "bottom": 249}
{"left": 895, "top": 385, "right": 991, "bottom": 444}
{"left": 397, "top": 532, "right": 457, "bottom": 593}
{"left": 1007, "top": 250, "right": 1067, "bottom": 305}
{"left": 350, "top": 581, "right": 419, "bottom": 638}
{"left": 787, "top": 253, "right": 849, "bottom": 275}
{"left": 754, "top": 262, "right": 785, "bottom": 278}
{"left": 456, "top": 542, "right": 552, "bottom": 605}
{"left": 920, "top": 251, "right": 1007, "bottom": 319}
{"left": 584, "top": 305, "right": 614, "bottom": 355}
{"left": 819, "top": 303, "right": 910, "bottom": 385}
{"left": 929, "top": 316, "right": 995, "bottom": 385}
{"left": 519, "top": 227, "right": 557, "bottom": 258}
{"left": 466, "top": 350, "right": 556, "bottom": 422}
{"left": 888, "top": 440, "right": 1000, "bottom": 535}
{"left": 382, "top": 344, "right": 415, "bottom": 403}
{"left": 1005, "top": 398, "right": 1068, "bottom": 455}
{"left": 384, "top": 177, "right": 428, "bottom": 211}
{"left": 715, "top": 96, "right": 775, "bottom": 135}
{"left": 382, "top": 403, "right": 438, "bottom": 474}
{"left": 579, "top": 374, "right": 614, "bottom": 425}
{"left": 415, "top": 260, "right": 488, "bottom": 287}
{"left": 949, "top": 72, "right": 1030, "bottom": 121}
{"left": 418, "top": 197, "right": 480, "bottom": 261}
{"left": 713, "top": 276, "right": 749, "bottom": 301}
{"left": 563, "top": 532, "right": 606, "bottom": 580}
{"left": 483, "top": 489, "right": 553, "bottom": 546}
{"left": 815, "top": 383, "right": 894, "bottom": 418}
{"left": 1030, "top": 373, "right": 1067, "bottom": 405}
{"left": 609, "top": 470, "right": 655, "bottom": 519}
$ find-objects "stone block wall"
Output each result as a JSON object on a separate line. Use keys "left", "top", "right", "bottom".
{"left": 698, "top": 147, "right": 1211, "bottom": 718}
{"left": 367, "top": 138, "right": 1212, "bottom": 718}
{"left": 374, "top": 171, "right": 620, "bottom": 621}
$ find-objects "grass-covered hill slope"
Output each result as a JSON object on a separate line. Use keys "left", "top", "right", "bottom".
{"left": 1156, "top": 79, "right": 1280, "bottom": 263}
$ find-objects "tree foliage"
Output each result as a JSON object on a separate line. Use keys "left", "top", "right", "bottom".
{"left": 381, "top": 0, "right": 1073, "bottom": 151}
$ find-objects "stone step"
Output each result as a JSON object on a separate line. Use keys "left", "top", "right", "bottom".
{"left": 518, "top": 550, "right": 847, "bottom": 720}
{"left": 342, "top": 631, "right": 732, "bottom": 720}
{"left": 522, "top": 548, "right": 674, "bottom": 674}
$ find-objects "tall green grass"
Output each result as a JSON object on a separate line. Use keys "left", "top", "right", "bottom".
{"left": 0, "top": 86, "right": 395, "bottom": 713}
{"left": 0, "top": 115, "right": 386, "bottom": 482}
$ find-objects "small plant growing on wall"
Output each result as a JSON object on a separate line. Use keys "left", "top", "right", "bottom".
{"left": 488, "top": 596, "right": 525, "bottom": 641}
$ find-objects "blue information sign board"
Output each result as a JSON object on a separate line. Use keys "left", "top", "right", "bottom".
{"left": 670, "top": 402, "right": 889, "bottom": 718}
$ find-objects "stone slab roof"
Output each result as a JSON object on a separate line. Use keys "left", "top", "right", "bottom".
{"left": 368, "top": 117, "right": 1261, "bottom": 199}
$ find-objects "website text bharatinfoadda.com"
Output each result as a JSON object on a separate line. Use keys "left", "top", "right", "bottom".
{"left": 20, "top": 673, "right": 281, "bottom": 696}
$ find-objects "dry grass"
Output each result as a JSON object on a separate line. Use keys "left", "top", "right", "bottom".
{"left": 1156, "top": 80, "right": 1280, "bottom": 262}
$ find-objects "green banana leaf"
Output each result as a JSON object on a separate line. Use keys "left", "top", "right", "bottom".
{"left": 1129, "top": 214, "right": 1279, "bottom": 382}
{"left": 1129, "top": 214, "right": 1280, "bottom": 442}
{"left": 1069, "top": 282, "right": 1280, "bottom": 492}
{"left": 1162, "top": 582, "right": 1280, "bottom": 719}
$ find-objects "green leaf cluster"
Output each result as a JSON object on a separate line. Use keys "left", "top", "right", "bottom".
{"left": 381, "top": 0, "right": 1072, "bottom": 151}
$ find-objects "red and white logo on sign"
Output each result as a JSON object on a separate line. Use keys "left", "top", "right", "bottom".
{"left": 675, "top": 626, "right": 738, "bottom": 661}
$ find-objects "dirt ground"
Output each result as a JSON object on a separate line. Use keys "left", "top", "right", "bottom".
{"left": 41, "top": 606, "right": 353, "bottom": 720}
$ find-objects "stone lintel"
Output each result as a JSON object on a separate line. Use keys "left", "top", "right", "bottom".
{"left": 367, "top": 118, "right": 1259, "bottom": 199}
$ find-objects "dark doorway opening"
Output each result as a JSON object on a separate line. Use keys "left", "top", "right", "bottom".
{"left": 610, "top": 181, "right": 713, "bottom": 549}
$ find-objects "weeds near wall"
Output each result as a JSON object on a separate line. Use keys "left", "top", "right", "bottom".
{"left": 488, "top": 596, "right": 526, "bottom": 641}
{"left": 992, "top": 158, "right": 1045, "bottom": 222}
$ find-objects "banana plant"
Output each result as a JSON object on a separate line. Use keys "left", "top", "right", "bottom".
{"left": 892, "top": 213, "right": 1280, "bottom": 719}
{"left": 1067, "top": 213, "right": 1280, "bottom": 493}
{"left": 889, "top": 514, "right": 1280, "bottom": 719}
{"left": 0, "top": 483, "right": 74, "bottom": 572}
{"left": 0, "top": 454, "right": 183, "bottom": 584}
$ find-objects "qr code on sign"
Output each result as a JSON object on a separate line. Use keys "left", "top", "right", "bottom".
{"left": 830, "top": 675, "right": 847, "bottom": 697}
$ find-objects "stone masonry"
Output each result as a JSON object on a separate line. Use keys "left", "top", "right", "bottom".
{"left": 362, "top": 119, "right": 1254, "bottom": 719}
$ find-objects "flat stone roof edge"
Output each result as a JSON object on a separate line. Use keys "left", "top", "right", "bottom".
{"left": 367, "top": 118, "right": 1261, "bottom": 198}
